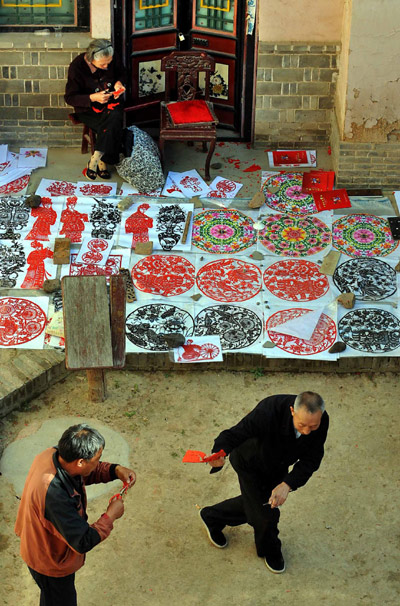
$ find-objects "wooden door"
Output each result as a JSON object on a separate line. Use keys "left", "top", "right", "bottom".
{"left": 115, "top": 0, "right": 256, "bottom": 139}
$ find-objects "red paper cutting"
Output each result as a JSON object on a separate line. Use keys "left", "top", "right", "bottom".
{"left": 243, "top": 164, "right": 261, "bottom": 172}
{"left": 313, "top": 189, "right": 351, "bottom": 211}
{"left": 182, "top": 449, "right": 226, "bottom": 463}
{"left": 273, "top": 150, "right": 308, "bottom": 165}
{"left": 302, "top": 171, "right": 335, "bottom": 193}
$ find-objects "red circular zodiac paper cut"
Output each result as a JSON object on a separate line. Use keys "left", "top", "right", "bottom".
{"left": 332, "top": 214, "right": 398, "bottom": 257}
{"left": 262, "top": 172, "right": 317, "bottom": 215}
{"left": 0, "top": 297, "right": 47, "bottom": 347}
{"left": 0, "top": 175, "right": 30, "bottom": 195}
{"left": 192, "top": 209, "right": 256, "bottom": 254}
{"left": 263, "top": 259, "right": 329, "bottom": 302}
{"left": 259, "top": 213, "right": 331, "bottom": 257}
{"left": 196, "top": 259, "right": 262, "bottom": 302}
{"left": 131, "top": 255, "right": 195, "bottom": 297}
{"left": 266, "top": 308, "right": 337, "bottom": 355}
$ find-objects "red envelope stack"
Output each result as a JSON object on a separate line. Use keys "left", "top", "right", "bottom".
{"left": 301, "top": 170, "right": 335, "bottom": 193}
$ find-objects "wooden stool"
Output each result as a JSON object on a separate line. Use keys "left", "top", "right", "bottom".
{"left": 62, "top": 275, "right": 126, "bottom": 402}
{"left": 68, "top": 113, "right": 96, "bottom": 155}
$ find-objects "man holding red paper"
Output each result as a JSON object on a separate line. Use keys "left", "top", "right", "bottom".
{"left": 199, "top": 392, "right": 328, "bottom": 574}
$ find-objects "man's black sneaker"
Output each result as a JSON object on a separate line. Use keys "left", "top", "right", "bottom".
{"left": 264, "top": 553, "right": 285, "bottom": 573}
{"left": 199, "top": 508, "right": 228, "bottom": 548}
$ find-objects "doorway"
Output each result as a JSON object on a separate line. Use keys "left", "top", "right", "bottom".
{"left": 114, "top": 0, "right": 256, "bottom": 140}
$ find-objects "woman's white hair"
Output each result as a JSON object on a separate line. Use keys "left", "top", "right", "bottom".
{"left": 86, "top": 39, "right": 114, "bottom": 62}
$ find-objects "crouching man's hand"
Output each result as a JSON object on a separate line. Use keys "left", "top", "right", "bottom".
{"left": 268, "top": 482, "right": 291, "bottom": 509}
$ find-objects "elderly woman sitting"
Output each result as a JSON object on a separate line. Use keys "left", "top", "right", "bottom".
{"left": 65, "top": 39, "right": 126, "bottom": 180}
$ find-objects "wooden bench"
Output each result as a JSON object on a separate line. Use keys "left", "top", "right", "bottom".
{"left": 61, "top": 274, "right": 126, "bottom": 401}
{"left": 68, "top": 113, "right": 96, "bottom": 155}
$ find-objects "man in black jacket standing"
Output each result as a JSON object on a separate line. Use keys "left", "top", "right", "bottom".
{"left": 199, "top": 392, "right": 328, "bottom": 574}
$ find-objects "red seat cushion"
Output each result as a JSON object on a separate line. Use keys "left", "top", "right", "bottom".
{"left": 167, "top": 99, "right": 215, "bottom": 125}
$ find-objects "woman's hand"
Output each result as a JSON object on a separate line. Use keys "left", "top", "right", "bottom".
{"left": 90, "top": 90, "right": 112, "bottom": 104}
{"left": 114, "top": 81, "right": 124, "bottom": 91}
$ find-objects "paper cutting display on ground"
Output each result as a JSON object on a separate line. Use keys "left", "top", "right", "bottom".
{"left": 194, "top": 304, "right": 262, "bottom": 350}
{"left": 25, "top": 198, "right": 58, "bottom": 241}
{"left": 131, "top": 254, "right": 195, "bottom": 297}
{"left": 0, "top": 174, "right": 31, "bottom": 195}
{"left": 338, "top": 308, "right": 400, "bottom": 354}
{"left": 20, "top": 241, "right": 53, "bottom": 288}
{"left": 125, "top": 203, "right": 153, "bottom": 248}
{"left": 266, "top": 308, "right": 337, "bottom": 355}
{"left": 196, "top": 258, "right": 262, "bottom": 302}
{"left": 0, "top": 297, "right": 47, "bottom": 347}
{"left": 174, "top": 336, "right": 223, "bottom": 363}
{"left": 258, "top": 213, "right": 331, "bottom": 257}
{"left": 192, "top": 209, "right": 256, "bottom": 254}
{"left": 126, "top": 303, "right": 194, "bottom": 351}
{"left": 262, "top": 172, "right": 318, "bottom": 215}
{"left": 35, "top": 179, "right": 77, "bottom": 197}
{"left": 59, "top": 197, "right": 89, "bottom": 243}
{"left": 89, "top": 199, "right": 121, "bottom": 239}
{"left": 62, "top": 251, "right": 128, "bottom": 282}
{"left": 0, "top": 196, "right": 31, "bottom": 240}
{"left": 333, "top": 258, "right": 398, "bottom": 301}
{"left": 332, "top": 214, "right": 398, "bottom": 257}
{"left": 263, "top": 259, "right": 330, "bottom": 302}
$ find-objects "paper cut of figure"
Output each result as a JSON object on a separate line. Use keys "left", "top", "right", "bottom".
{"left": 25, "top": 198, "right": 57, "bottom": 241}
{"left": 59, "top": 196, "right": 89, "bottom": 243}
{"left": 20, "top": 240, "right": 53, "bottom": 289}
{"left": 125, "top": 203, "right": 153, "bottom": 248}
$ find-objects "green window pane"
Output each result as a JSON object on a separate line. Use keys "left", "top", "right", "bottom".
{"left": 195, "top": 0, "right": 235, "bottom": 33}
{"left": 134, "top": 0, "right": 174, "bottom": 31}
{"left": 0, "top": 0, "right": 75, "bottom": 26}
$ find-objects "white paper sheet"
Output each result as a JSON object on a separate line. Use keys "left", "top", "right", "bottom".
{"left": 75, "top": 236, "right": 114, "bottom": 266}
{"left": 173, "top": 335, "right": 223, "bottom": 363}
{"left": 167, "top": 169, "right": 210, "bottom": 198}
{"left": 206, "top": 176, "right": 243, "bottom": 199}
{"left": 162, "top": 174, "right": 186, "bottom": 198}
{"left": 18, "top": 148, "right": 48, "bottom": 168}
{"left": 0, "top": 145, "right": 8, "bottom": 164}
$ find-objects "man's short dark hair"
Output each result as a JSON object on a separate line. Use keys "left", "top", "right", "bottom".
{"left": 58, "top": 424, "right": 105, "bottom": 462}
{"left": 294, "top": 391, "right": 325, "bottom": 414}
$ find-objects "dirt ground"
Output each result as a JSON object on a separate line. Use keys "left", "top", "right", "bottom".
{"left": 0, "top": 368, "right": 399, "bottom": 606}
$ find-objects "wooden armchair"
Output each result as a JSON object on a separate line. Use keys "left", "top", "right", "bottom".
{"left": 159, "top": 51, "right": 219, "bottom": 181}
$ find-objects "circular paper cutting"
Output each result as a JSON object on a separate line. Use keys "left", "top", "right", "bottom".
{"left": 192, "top": 209, "right": 256, "bottom": 254}
{"left": 266, "top": 308, "right": 337, "bottom": 355}
{"left": 126, "top": 303, "right": 194, "bottom": 351}
{"left": 196, "top": 259, "right": 262, "bottom": 302}
{"left": 194, "top": 304, "right": 262, "bottom": 349}
{"left": 333, "top": 258, "right": 397, "bottom": 302}
{"left": 262, "top": 172, "right": 317, "bottom": 215}
{"left": 263, "top": 259, "right": 329, "bottom": 302}
{"left": 338, "top": 308, "right": 400, "bottom": 353}
{"left": 259, "top": 213, "right": 331, "bottom": 257}
{"left": 332, "top": 214, "right": 398, "bottom": 257}
{"left": 0, "top": 297, "right": 47, "bottom": 346}
{"left": 131, "top": 255, "right": 195, "bottom": 297}
{"left": 0, "top": 175, "right": 30, "bottom": 195}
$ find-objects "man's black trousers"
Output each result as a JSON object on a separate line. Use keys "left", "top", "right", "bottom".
{"left": 28, "top": 567, "right": 77, "bottom": 606}
{"left": 203, "top": 449, "right": 284, "bottom": 558}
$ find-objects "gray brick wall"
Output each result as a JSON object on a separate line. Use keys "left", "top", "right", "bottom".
{"left": 255, "top": 43, "right": 339, "bottom": 147}
{"left": 331, "top": 115, "right": 400, "bottom": 189}
{"left": 0, "top": 33, "right": 90, "bottom": 147}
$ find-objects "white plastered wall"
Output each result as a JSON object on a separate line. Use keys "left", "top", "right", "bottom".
{"left": 91, "top": 0, "right": 112, "bottom": 39}
{"left": 258, "top": 0, "right": 344, "bottom": 42}
{"left": 341, "top": 0, "right": 400, "bottom": 142}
